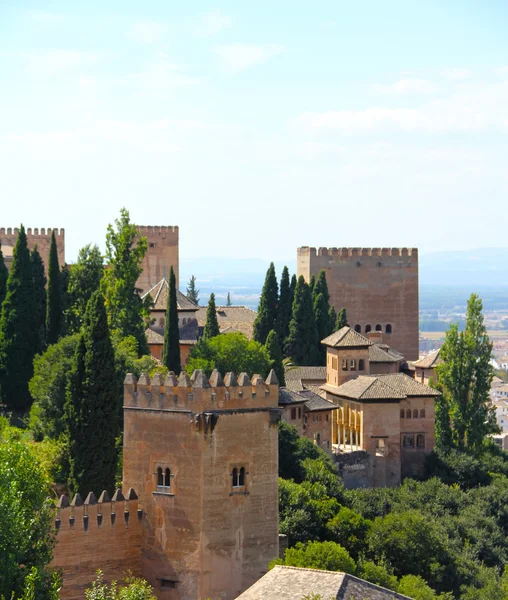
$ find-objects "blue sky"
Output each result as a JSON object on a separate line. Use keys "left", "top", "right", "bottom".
{"left": 1, "top": 1, "right": 507, "bottom": 263}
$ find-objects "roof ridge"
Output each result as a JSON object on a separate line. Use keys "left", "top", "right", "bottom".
{"left": 273, "top": 565, "right": 346, "bottom": 576}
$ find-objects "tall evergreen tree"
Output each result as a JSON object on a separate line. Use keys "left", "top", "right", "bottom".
{"left": 59, "top": 263, "right": 70, "bottom": 337}
{"left": 0, "top": 225, "right": 36, "bottom": 411}
{"left": 65, "top": 290, "right": 119, "bottom": 496}
{"left": 186, "top": 275, "right": 199, "bottom": 305}
{"left": 265, "top": 329, "right": 285, "bottom": 386}
{"left": 328, "top": 306, "right": 337, "bottom": 334}
{"left": 435, "top": 293, "right": 497, "bottom": 451}
{"left": 101, "top": 208, "right": 150, "bottom": 355}
{"left": 46, "top": 231, "right": 61, "bottom": 345}
{"left": 203, "top": 293, "right": 220, "bottom": 340}
{"left": 162, "top": 267, "right": 181, "bottom": 373}
{"left": 285, "top": 276, "right": 319, "bottom": 365}
{"left": 226, "top": 292, "right": 232, "bottom": 307}
{"left": 31, "top": 246, "right": 47, "bottom": 354}
{"left": 0, "top": 242, "right": 8, "bottom": 309}
{"left": 313, "top": 270, "right": 330, "bottom": 303}
{"left": 314, "top": 293, "right": 330, "bottom": 365}
{"left": 335, "top": 308, "right": 348, "bottom": 331}
{"left": 253, "top": 262, "right": 279, "bottom": 346}
{"left": 65, "top": 244, "right": 104, "bottom": 334}
{"left": 276, "top": 266, "right": 292, "bottom": 349}
{"left": 308, "top": 274, "right": 316, "bottom": 297}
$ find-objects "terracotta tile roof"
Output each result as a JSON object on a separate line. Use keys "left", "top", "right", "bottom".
{"left": 142, "top": 279, "right": 199, "bottom": 312}
{"left": 278, "top": 388, "right": 307, "bottom": 405}
{"left": 369, "top": 343, "right": 404, "bottom": 363}
{"left": 284, "top": 366, "right": 326, "bottom": 392}
{"left": 321, "top": 326, "right": 372, "bottom": 348}
{"left": 323, "top": 376, "right": 407, "bottom": 400}
{"left": 412, "top": 349, "right": 442, "bottom": 369}
{"left": 377, "top": 372, "right": 441, "bottom": 396}
{"left": 196, "top": 305, "right": 257, "bottom": 339}
{"left": 299, "top": 390, "right": 336, "bottom": 412}
{"left": 145, "top": 322, "right": 198, "bottom": 346}
{"left": 235, "top": 565, "right": 410, "bottom": 600}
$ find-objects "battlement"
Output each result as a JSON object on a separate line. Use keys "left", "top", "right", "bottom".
{"left": 124, "top": 369, "right": 279, "bottom": 414}
{"left": 54, "top": 488, "right": 142, "bottom": 533}
{"left": 298, "top": 246, "right": 418, "bottom": 258}
{"left": 0, "top": 227, "right": 65, "bottom": 237}
{"left": 136, "top": 225, "right": 178, "bottom": 236}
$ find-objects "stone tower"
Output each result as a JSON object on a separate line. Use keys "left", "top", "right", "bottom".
{"left": 136, "top": 226, "right": 179, "bottom": 294}
{"left": 122, "top": 369, "right": 281, "bottom": 600}
{"left": 298, "top": 247, "right": 418, "bottom": 361}
{"left": 0, "top": 227, "right": 65, "bottom": 274}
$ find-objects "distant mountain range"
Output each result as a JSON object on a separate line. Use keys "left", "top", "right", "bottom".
{"left": 180, "top": 249, "right": 508, "bottom": 311}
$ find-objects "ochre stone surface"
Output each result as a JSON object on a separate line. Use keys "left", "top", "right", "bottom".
{"left": 0, "top": 227, "right": 65, "bottom": 274}
{"left": 298, "top": 247, "right": 419, "bottom": 361}
{"left": 136, "top": 226, "right": 179, "bottom": 293}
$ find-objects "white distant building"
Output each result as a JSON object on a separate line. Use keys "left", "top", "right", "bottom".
{"left": 494, "top": 399, "right": 508, "bottom": 433}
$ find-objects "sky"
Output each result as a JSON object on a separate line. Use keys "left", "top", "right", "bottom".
{"left": 1, "top": 1, "right": 507, "bottom": 264}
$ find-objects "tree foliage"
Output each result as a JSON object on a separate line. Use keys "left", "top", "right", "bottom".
{"left": 436, "top": 293, "right": 496, "bottom": 451}
{"left": 313, "top": 293, "right": 330, "bottom": 364}
{"left": 45, "top": 231, "right": 61, "bottom": 345}
{"left": 253, "top": 262, "right": 278, "bottom": 346}
{"left": 203, "top": 293, "right": 220, "bottom": 340}
{"left": 276, "top": 266, "right": 293, "bottom": 349}
{"left": 186, "top": 332, "right": 271, "bottom": 378}
{"left": 265, "top": 329, "right": 285, "bottom": 386}
{"left": 285, "top": 276, "right": 319, "bottom": 365}
{"left": 186, "top": 275, "right": 199, "bottom": 305}
{"left": 65, "top": 291, "right": 119, "bottom": 496}
{"left": 0, "top": 225, "right": 36, "bottom": 412}
{"left": 85, "top": 570, "right": 156, "bottom": 600}
{"left": 162, "top": 267, "right": 181, "bottom": 374}
{"left": 0, "top": 242, "right": 8, "bottom": 309}
{"left": 30, "top": 247, "right": 47, "bottom": 354}
{"left": 65, "top": 244, "right": 104, "bottom": 334}
{"left": 272, "top": 540, "right": 356, "bottom": 574}
{"left": 101, "top": 208, "right": 150, "bottom": 355}
{"left": 335, "top": 308, "right": 348, "bottom": 331}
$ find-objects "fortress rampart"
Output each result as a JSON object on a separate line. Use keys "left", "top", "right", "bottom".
{"left": 135, "top": 225, "right": 179, "bottom": 293}
{"left": 0, "top": 227, "right": 65, "bottom": 274}
{"left": 298, "top": 246, "right": 419, "bottom": 361}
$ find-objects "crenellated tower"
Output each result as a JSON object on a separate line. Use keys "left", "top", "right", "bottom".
{"left": 135, "top": 225, "right": 179, "bottom": 294}
{"left": 0, "top": 227, "right": 65, "bottom": 274}
{"left": 122, "top": 368, "right": 281, "bottom": 600}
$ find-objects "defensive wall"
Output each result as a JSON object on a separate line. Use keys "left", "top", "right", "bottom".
{"left": 298, "top": 247, "right": 419, "bottom": 361}
{"left": 136, "top": 226, "right": 179, "bottom": 293}
{"left": 0, "top": 227, "right": 65, "bottom": 274}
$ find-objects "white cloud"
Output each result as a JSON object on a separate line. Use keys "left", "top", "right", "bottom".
{"left": 291, "top": 82, "right": 508, "bottom": 134}
{"left": 215, "top": 44, "right": 284, "bottom": 72}
{"left": 198, "top": 10, "right": 232, "bottom": 35}
{"left": 21, "top": 50, "right": 99, "bottom": 75}
{"left": 373, "top": 78, "right": 437, "bottom": 95}
{"left": 130, "top": 21, "right": 167, "bottom": 44}
{"left": 441, "top": 68, "right": 473, "bottom": 80}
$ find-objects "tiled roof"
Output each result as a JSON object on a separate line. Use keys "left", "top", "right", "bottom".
{"left": 299, "top": 390, "right": 336, "bottom": 412}
{"left": 377, "top": 372, "right": 441, "bottom": 396}
{"left": 142, "top": 279, "right": 199, "bottom": 312}
{"left": 369, "top": 343, "right": 404, "bottom": 363}
{"left": 235, "top": 565, "right": 410, "bottom": 600}
{"left": 412, "top": 349, "right": 442, "bottom": 369}
{"left": 278, "top": 388, "right": 307, "bottom": 406}
{"left": 284, "top": 366, "right": 326, "bottom": 393}
{"left": 321, "top": 326, "right": 372, "bottom": 348}
{"left": 196, "top": 305, "right": 257, "bottom": 339}
{"left": 145, "top": 327, "right": 164, "bottom": 344}
{"left": 323, "top": 376, "right": 407, "bottom": 400}
{"left": 145, "top": 322, "right": 198, "bottom": 346}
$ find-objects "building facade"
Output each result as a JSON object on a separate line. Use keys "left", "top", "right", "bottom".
{"left": 136, "top": 226, "right": 179, "bottom": 294}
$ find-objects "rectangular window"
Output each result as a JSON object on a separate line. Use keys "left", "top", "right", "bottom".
{"left": 342, "top": 359, "right": 348, "bottom": 371}
{"left": 402, "top": 434, "right": 414, "bottom": 448}
{"left": 350, "top": 359, "right": 356, "bottom": 370}
{"left": 291, "top": 408, "right": 296, "bottom": 420}
{"left": 298, "top": 407, "right": 302, "bottom": 418}
{"left": 160, "top": 580, "right": 177, "bottom": 589}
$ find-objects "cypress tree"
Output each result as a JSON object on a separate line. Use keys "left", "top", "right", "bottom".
{"left": 226, "top": 292, "right": 232, "bottom": 307}
{"left": 162, "top": 267, "right": 181, "bottom": 373}
{"left": 0, "top": 242, "right": 8, "bottom": 309}
{"left": 203, "top": 293, "right": 220, "bottom": 340}
{"left": 65, "top": 290, "right": 119, "bottom": 496}
{"left": 253, "top": 262, "right": 278, "bottom": 345}
{"left": 335, "top": 308, "right": 348, "bottom": 331}
{"left": 313, "top": 270, "right": 330, "bottom": 303}
{"left": 285, "top": 276, "right": 319, "bottom": 365}
{"left": 31, "top": 247, "right": 47, "bottom": 354}
{"left": 308, "top": 274, "right": 316, "bottom": 297}
{"left": 0, "top": 225, "right": 36, "bottom": 411}
{"left": 289, "top": 274, "right": 297, "bottom": 299}
{"left": 276, "top": 266, "right": 292, "bottom": 349}
{"left": 265, "top": 329, "right": 285, "bottom": 386}
{"left": 46, "top": 231, "right": 61, "bottom": 345}
{"left": 186, "top": 275, "right": 199, "bottom": 305}
{"left": 314, "top": 293, "right": 329, "bottom": 365}
{"left": 328, "top": 306, "right": 337, "bottom": 334}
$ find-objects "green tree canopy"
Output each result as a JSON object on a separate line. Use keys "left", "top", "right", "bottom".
{"left": 85, "top": 570, "right": 157, "bottom": 600}
{"left": 101, "top": 208, "right": 150, "bottom": 355}
{"left": 285, "top": 276, "right": 319, "bottom": 365}
{"left": 162, "top": 267, "right": 181, "bottom": 374}
{"left": 65, "top": 290, "right": 120, "bottom": 496}
{"left": 0, "top": 242, "right": 9, "bottom": 309}
{"left": 436, "top": 293, "right": 497, "bottom": 451}
{"left": 276, "top": 266, "right": 292, "bottom": 348}
{"left": 65, "top": 244, "right": 104, "bottom": 334}
{"left": 186, "top": 332, "right": 271, "bottom": 378}
{"left": 253, "top": 262, "right": 278, "bottom": 345}
{"left": 31, "top": 246, "right": 47, "bottom": 354}
{"left": 203, "top": 292, "right": 220, "bottom": 340}
{"left": 0, "top": 225, "right": 36, "bottom": 411}
{"left": 265, "top": 329, "right": 285, "bottom": 385}
{"left": 0, "top": 440, "right": 55, "bottom": 599}
{"left": 272, "top": 540, "right": 356, "bottom": 574}
{"left": 45, "top": 230, "right": 61, "bottom": 345}
{"left": 186, "top": 275, "right": 199, "bottom": 305}
{"left": 335, "top": 308, "right": 348, "bottom": 331}
{"left": 313, "top": 270, "right": 330, "bottom": 304}
{"left": 314, "top": 292, "right": 330, "bottom": 364}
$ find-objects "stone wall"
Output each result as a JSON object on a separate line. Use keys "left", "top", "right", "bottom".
{"left": 136, "top": 226, "right": 179, "bottom": 293}
{"left": 0, "top": 227, "right": 65, "bottom": 275}
{"left": 298, "top": 247, "right": 419, "bottom": 361}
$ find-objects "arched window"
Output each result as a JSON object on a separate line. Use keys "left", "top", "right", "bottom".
{"left": 400, "top": 409, "right": 405, "bottom": 418}
{"left": 386, "top": 324, "right": 392, "bottom": 334}
{"left": 406, "top": 409, "right": 412, "bottom": 419}
{"left": 239, "top": 467, "right": 245, "bottom": 486}
{"left": 350, "top": 359, "right": 356, "bottom": 370}
{"left": 365, "top": 324, "right": 372, "bottom": 334}
{"left": 164, "top": 468, "right": 171, "bottom": 488}
{"left": 358, "top": 359, "right": 365, "bottom": 371}
{"left": 157, "top": 467, "right": 163, "bottom": 487}
{"left": 413, "top": 409, "right": 418, "bottom": 418}
{"left": 156, "top": 466, "right": 171, "bottom": 493}
{"left": 354, "top": 324, "right": 361, "bottom": 333}
{"left": 416, "top": 434, "right": 425, "bottom": 449}
{"left": 232, "top": 467, "right": 238, "bottom": 487}
{"left": 420, "top": 409, "right": 426, "bottom": 418}
{"left": 375, "top": 324, "right": 382, "bottom": 331}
